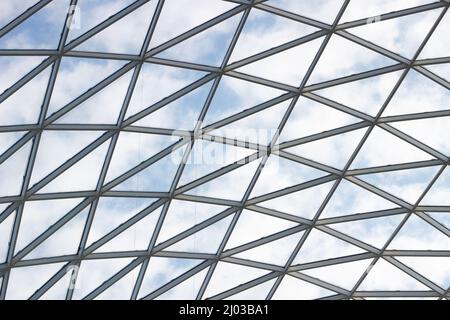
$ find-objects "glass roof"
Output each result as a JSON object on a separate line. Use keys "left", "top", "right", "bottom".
{"left": 0, "top": 0, "right": 449, "bottom": 300}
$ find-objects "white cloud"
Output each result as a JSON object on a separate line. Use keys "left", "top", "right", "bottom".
{"left": 272, "top": 275, "right": 334, "bottom": 300}
{"left": 341, "top": 0, "right": 435, "bottom": 22}
{"left": 0, "top": 0, "right": 38, "bottom": 27}
{"left": 268, "top": 0, "right": 345, "bottom": 24}
{"left": 358, "top": 258, "right": 428, "bottom": 291}
{"left": 0, "top": 0, "right": 448, "bottom": 300}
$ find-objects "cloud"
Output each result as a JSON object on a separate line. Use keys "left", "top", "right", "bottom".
{"left": 268, "top": 0, "right": 345, "bottom": 24}
{"left": 74, "top": 0, "right": 157, "bottom": 54}
{"left": 0, "top": 0, "right": 448, "bottom": 300}
{"left": 272, "top": 275, "right": 334, "bottom": 300}
{"left": 341, "top": 0, "right": 435, "bottom": 22}
{"left": 203, "top": 261, "right": 269, "bottom": 298}
{"left": 149, "top": 0, "right": 236, "bottom": 48}
{"left": 0, "top": 0, "right": 38, "bottom": 27}
{"left": 229, "top": 7, "right": 318, "bottom": 62}
{"left": 0, "top": 0, "right": 70, "bottom": 49}
{"left": 6, "top": 262, "right": 65, "bottom": 299}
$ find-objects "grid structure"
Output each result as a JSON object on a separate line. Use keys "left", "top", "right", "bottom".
{"left": 0, "top": 0, "right": 449, "bottom": 300}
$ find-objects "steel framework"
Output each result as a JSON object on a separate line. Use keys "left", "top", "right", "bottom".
{"left": 0, "top": 0, "right": 449, "bottom": 300}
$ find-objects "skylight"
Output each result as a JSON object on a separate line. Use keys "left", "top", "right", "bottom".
{"left": 0, "top": 0, "right": 449, "bottom": 301}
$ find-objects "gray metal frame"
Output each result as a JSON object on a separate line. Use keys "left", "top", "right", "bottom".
{"left": 0, "top": 0, "right": 449, "bottom": 300}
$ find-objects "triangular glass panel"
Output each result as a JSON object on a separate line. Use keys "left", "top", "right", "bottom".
{"left": 38, "top": 138, "right": 110, "bottom": 193}
{"left": 185, "top": 157, "right": 261, "bottom": 201}
{"left": 0, "top": 55, "right": 46, "bottom": 94}
{"left": 75, "top": 0, "right": 158, "bottom": 54}
{"left": 48, "top": 57, "right": 127, "bottom": 115}
{"left": 293, "top": 229, "right": 366, "bottom": 264}
{"left": 233, "top": 232, "right": 304, "bottom": 266}
{"left": 111, "top": 144, "right": 186, "bottom": 192}
{"left": 30, "top": 130, "right": 104, "bottom": 186}
{"left": 105, "top": 132, "right": 179, "bottom": 182}
{"left": 66, "top": 0, "right": 136, "bottom": 43}
{"left": 419, "top": 10, "right": 450, "bottom": 59}
{"left": 24, "top": 207, "right": 89, "bottom": 259}
{"left": 15, "top": 198, "right": 83, "bottom": 253}
{"left": 329, "top": 213, "right": 406, "bottom": 249}
{"left": 155, "top": 267, "right": 209, "bottom": 300}
{"left": 420, "top": 167, "right": 450, "bottom": 206}
{"left": 392, "top": 117, "right": 450, "bottom": 156}
{"left": 55, "top": 69, "right": 134, "bottom": 124}
{"left": 258, "top": 182, "right": 334, "bottom": 220}
{"left": 313, "top": 70, "right": 402, "bottom": 116}
{"left": 272, "top": 275, "right": 335, "bottom": 300}
{"left": 230, "top": 7, "right": 319, "bottom": 62}
{"left": 279, "top": 97, "right": 360, "bottom": 142}
{"left": 125, "top": 62, "right": 207, "bottom": 119}
{"left": 149, "top": 0, "right": 236, "bottom": 48}
{"left": 0, "top": 64, "right": 51, "bottom": 126}
{"left": 86, "top": 197, "right": 158, "bottom": 246}
{"left": 72, "top": 258, "right": 133, "bottom": 300}
{"left": 203, "top": 75, "right": 285, "bottom": 126}
{"left": 308, "top": 34, "right": 396, "bottom": 84}
{"left": 0, "top": 0, "right": 70, "bottom": 49}
{"left": 156, "top": 200, "right": 228, "bottom": 244}
{"left": 383, "top": 69, "right": 450, "bottom": 116}
{"left": 358, "top": 166, "right": 440, "bottom": 204}
{"left": 39, "top": 272, "right": 70, "bottom": 300}
{"left": 397, "top": 257, "right": 450, "bottom": 289}
{"left": 321, "top": 179, "right": 398, "bottom": 218}
{"left": 303, "top": 259, "right": 372, "bottom": 290}
{"left": 0, "top": 141, "right": 31, "bottom": 197}
{"left": 208, "top": 99, "right": 291, "bottom": 145}
{"left": 425, "top": 63, "right": 450, "bottom": 82}
{"left": 426, "top": 212, "right": 450, "bottom": 229}
{"left": 157, "top": 14, "right": 242, "bottom": 66}
{"left": 349, "top": 8, "right": 442, "bottom": 58}
{"left": 138, "top": 257, "right": 203, "bottom": 299}
{"left": 350, "top": 127, "right": 434, "bottom": 169}
{"left": 358, "top": 258, "right": 429, "bottom": 291}
{"left": 164, "top": 214, "right": 233, "bottom": 254}
{"left": 6, "top": 263, "right": 65, "bottom": 300}
{"left": 95, "top": 264, "right": 140, "bottom": 300}
{"left": 0, "top": 1, "right": 39, "bottom": 30}
{"left": 236, "top": 37, "right": 323, "bottom": 86}
{"left": 225, "top": 209, "right": 298, "bottom": 249}
{"left": 340, "top": 0, "right": 433, "bottom": 23}
{"left": 203, "top": 261, "right": 269, "bottom": 299}
{"left": 268, "top": 0, "right": 346, "bottom": 24}
{"left": 251, "top": 155, "right": 327, "bottom": 197}
{"left": 388, "top": 214, "right": 450, "bottom": 250}
{"left": 286, "top": 128, "right": 366, "bottom": 170}
{"left": 134, "top": 80, "right": 213, "bottom": 130}
{"left": 177, "top": 139, "right": 255, "bottom": 186}
{"left": 225, "top": 278, "right": 277, "bottom": 300}
{"left": 0, "top": 132, "right": 26, "bottom": 155}
{"left": 94, "top": 206, "right": 161, "bottom": 253}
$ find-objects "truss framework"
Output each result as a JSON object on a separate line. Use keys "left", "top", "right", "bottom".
{"left": 0, "top": 0, "right": 448, "bottom": 300}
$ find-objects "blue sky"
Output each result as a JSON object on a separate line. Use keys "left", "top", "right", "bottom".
{"left": 0, "top": 0, "right": 449, "bottom": 300}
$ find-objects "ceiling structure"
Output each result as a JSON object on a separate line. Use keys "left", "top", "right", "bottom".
{"left": 0, "top": 0, "right": 449, "bottom": 300}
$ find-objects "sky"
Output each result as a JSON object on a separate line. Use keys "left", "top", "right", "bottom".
{"left": 0, "top": 0, "right": 449, "bottom": 300}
